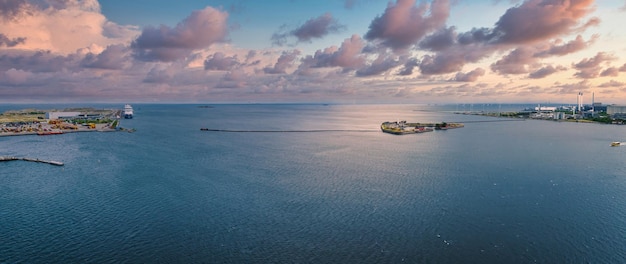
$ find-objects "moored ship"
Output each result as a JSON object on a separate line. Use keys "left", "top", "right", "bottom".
{"left": 124, "top": 104, "right": 134, "bottom": 119}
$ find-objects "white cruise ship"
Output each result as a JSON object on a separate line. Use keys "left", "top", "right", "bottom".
{"left": 123, "top": 104, "right": 134, "bottom": 119}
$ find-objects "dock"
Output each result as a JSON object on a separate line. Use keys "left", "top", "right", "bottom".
{"left": 0, "top": 156, "right": 64, "bottom": 166}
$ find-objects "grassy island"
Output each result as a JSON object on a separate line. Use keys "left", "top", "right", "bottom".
{"left": 381, "top": 121, "right": 464, "bottom": 135}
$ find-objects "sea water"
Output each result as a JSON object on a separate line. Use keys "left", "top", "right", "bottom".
{"left": 1, "top": 104, "right": 626, "bottom": 263}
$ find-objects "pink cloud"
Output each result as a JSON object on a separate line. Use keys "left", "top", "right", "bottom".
{"left": 598, "top": 80, "right": 625, "bottom": 88}
{"left": 132, "top": 7, "right": 229, "bottom": 62}
{"left": 364, "top": 0, "right": 449, "bottom": 51}
{"left": 263, "top": 50, "right": 301, "bottom": 74}
{"left": 600, "top": 67, "right": 620, "bottom": 77}
{"left": 492, "top": 0, "right": 597, "bottom": 44}
{"left": 572, "top": 52, "right": 616, "bottom": 79}
{"left": 491, "top": 47, "right": 535, "bottom": 75}
{"left": 301, "top": 34, "right": 366, "bottom": 71}
{"left": 535, "top": 35, "right": 597, "bottom": 57}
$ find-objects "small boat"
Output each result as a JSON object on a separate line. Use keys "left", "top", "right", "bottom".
{"left": 123, "top": 104, "right": 134, "bottom": 119}
{"left": 610, "top": 142, "right": 621, "bottom": 147}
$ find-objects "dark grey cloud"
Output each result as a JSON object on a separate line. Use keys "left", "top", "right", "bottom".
{"left": 355, "top": 54, "right": 400, "bottom": 77}
{"left": 419, "top": 26, "right": 456, "bottom": 52}
{"left": 143, "top": 66, "right": 174, "bottom": 83}
{"left": 0, "top": 0, "right": 30, "bottom": 20}
{"left": 364, "top": 0, "right": 449, "bottom": 51}
{"left": 397, "top": 57, "right": 419, "bottom": 76}
{"left": 0, "top": 33, "right": 26, "bottom": 47}
{"left": 271, "top": 13, "right": 345, "bottom": 46}
{"left": 0, "top": 50, "right": 81, "bottom": 73}
{"left": 204, "top": 52, "right": 240, "bottom": 71}
{"left": 82, "top": 44, "right": 129, "bottom": 70}
{"left": 131, "top": 7, "right": 228, "bottom": 62}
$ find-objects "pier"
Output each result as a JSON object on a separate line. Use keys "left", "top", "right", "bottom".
{"left": 0, "top": 156, "right": 64, "bottom": 166}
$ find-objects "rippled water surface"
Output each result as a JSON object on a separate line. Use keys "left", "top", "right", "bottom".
{"left": 2, "top": 104, "right": 626, "bottom": 263}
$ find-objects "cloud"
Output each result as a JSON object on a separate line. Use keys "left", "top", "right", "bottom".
{"left": 600, "top": 67, "right": 620, "bottom": 77}
{"left": 364, "top": 0, "right": 449, "bottom": 51}
{"left": 216, "top": 69, "right": 247, "bottom": 88}
{"left": 1, "top": 68, "right": 33, "bottom": 85}
{"left": 397, "top": 57, "right": 419, "bottom": 76}
{"left": 572, "top": 52, "right": 616, "bottom": 79}
{"left": 0, "top": 33, "right": 26, "bottom": 47}
{"left": 491, "top": 47, "right": 536, "bottom": 75}
{"left": 82, "top": 44, "right": 130, "bottom": 70}
{"left": 355, "top": 53, "right": 401, "bottom": 76}
{"left": 598, "top": 80, "right": 625, "bottom": 88}
{"left": 0, "top": 49, "right": 82, "bottom": 73}
{"left": 619, "top": 63, "right": 626, "bottom": 72}
{"left": 143, "top": 65, "right": 175, "bottom": 83}
{"left": 272, "top": 13, "right": 345, "bottom": 46}
{"left": 301, "top": 34, "right": 366, "bottom": 71}
{"left": 204, "top": 52, "right": 240, "bottom": 71}
{"left": 419, "top": 26, "right": 456, "bottom": 52}
{"left": 419, "top": 45, "right": 490, "bottom": 75}
{"left": 491, "top": 0, "right": 597, "bottom": 44}
{"left": 528, "top": 65, "right": 566, "bottom": 79}
{"left": 535, "top": 35, "right": 597, "bottom": 57}
{"left": 0, "top": 0, "right": 138, "bottom": 54}
{"left": 0, "top": 0, "right": 30, "bottom": 21}
{"left": 132, "top": 6, "right": 229, "bottom": 62}
{"left": 451, "top": 68, "right": 486, "bottom": 82}
{"left": 263, "top": 50, "right": 300, "bottom": 74}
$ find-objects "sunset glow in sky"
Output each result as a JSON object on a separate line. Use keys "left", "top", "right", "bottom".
{"left": 1, "top": 0, "right": 625, "bottom": 103}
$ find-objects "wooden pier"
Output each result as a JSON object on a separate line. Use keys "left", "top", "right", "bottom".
{"left": 0, "top": 156, "right": 64, "bottom": 166}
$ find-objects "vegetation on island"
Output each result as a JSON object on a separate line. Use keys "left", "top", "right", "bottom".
{"left": 381, "top": 121, "right": 464, "bottom": 135}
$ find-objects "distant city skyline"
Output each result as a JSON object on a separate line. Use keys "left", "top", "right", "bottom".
{"left": 1, "top": 0, "right": 626, "bottom": 104}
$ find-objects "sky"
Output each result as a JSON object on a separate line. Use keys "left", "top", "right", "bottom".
{"left": 1, "top": 0, "right": 626, "bottom": 104}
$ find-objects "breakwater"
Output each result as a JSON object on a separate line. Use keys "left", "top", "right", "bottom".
{"left": 200, "top": 128, "right": 379, "bottom": 133}
{"left": 0, "top": 156, "right": 64, "bottom": 166}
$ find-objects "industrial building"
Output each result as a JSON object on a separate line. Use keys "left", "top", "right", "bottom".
{"left": 607, "top": 105, "right": 626, "bottom": 117}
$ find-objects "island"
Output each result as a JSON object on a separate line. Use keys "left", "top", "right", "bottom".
{"left": 381, "top": 121, "right": 464, "bottom": 135}
{"left": 0, "top": 107, "right": 132, "bottom": 137}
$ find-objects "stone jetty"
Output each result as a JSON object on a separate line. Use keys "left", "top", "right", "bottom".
{"left": 0, "top": 156, "right": 64, "bottom": 166}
